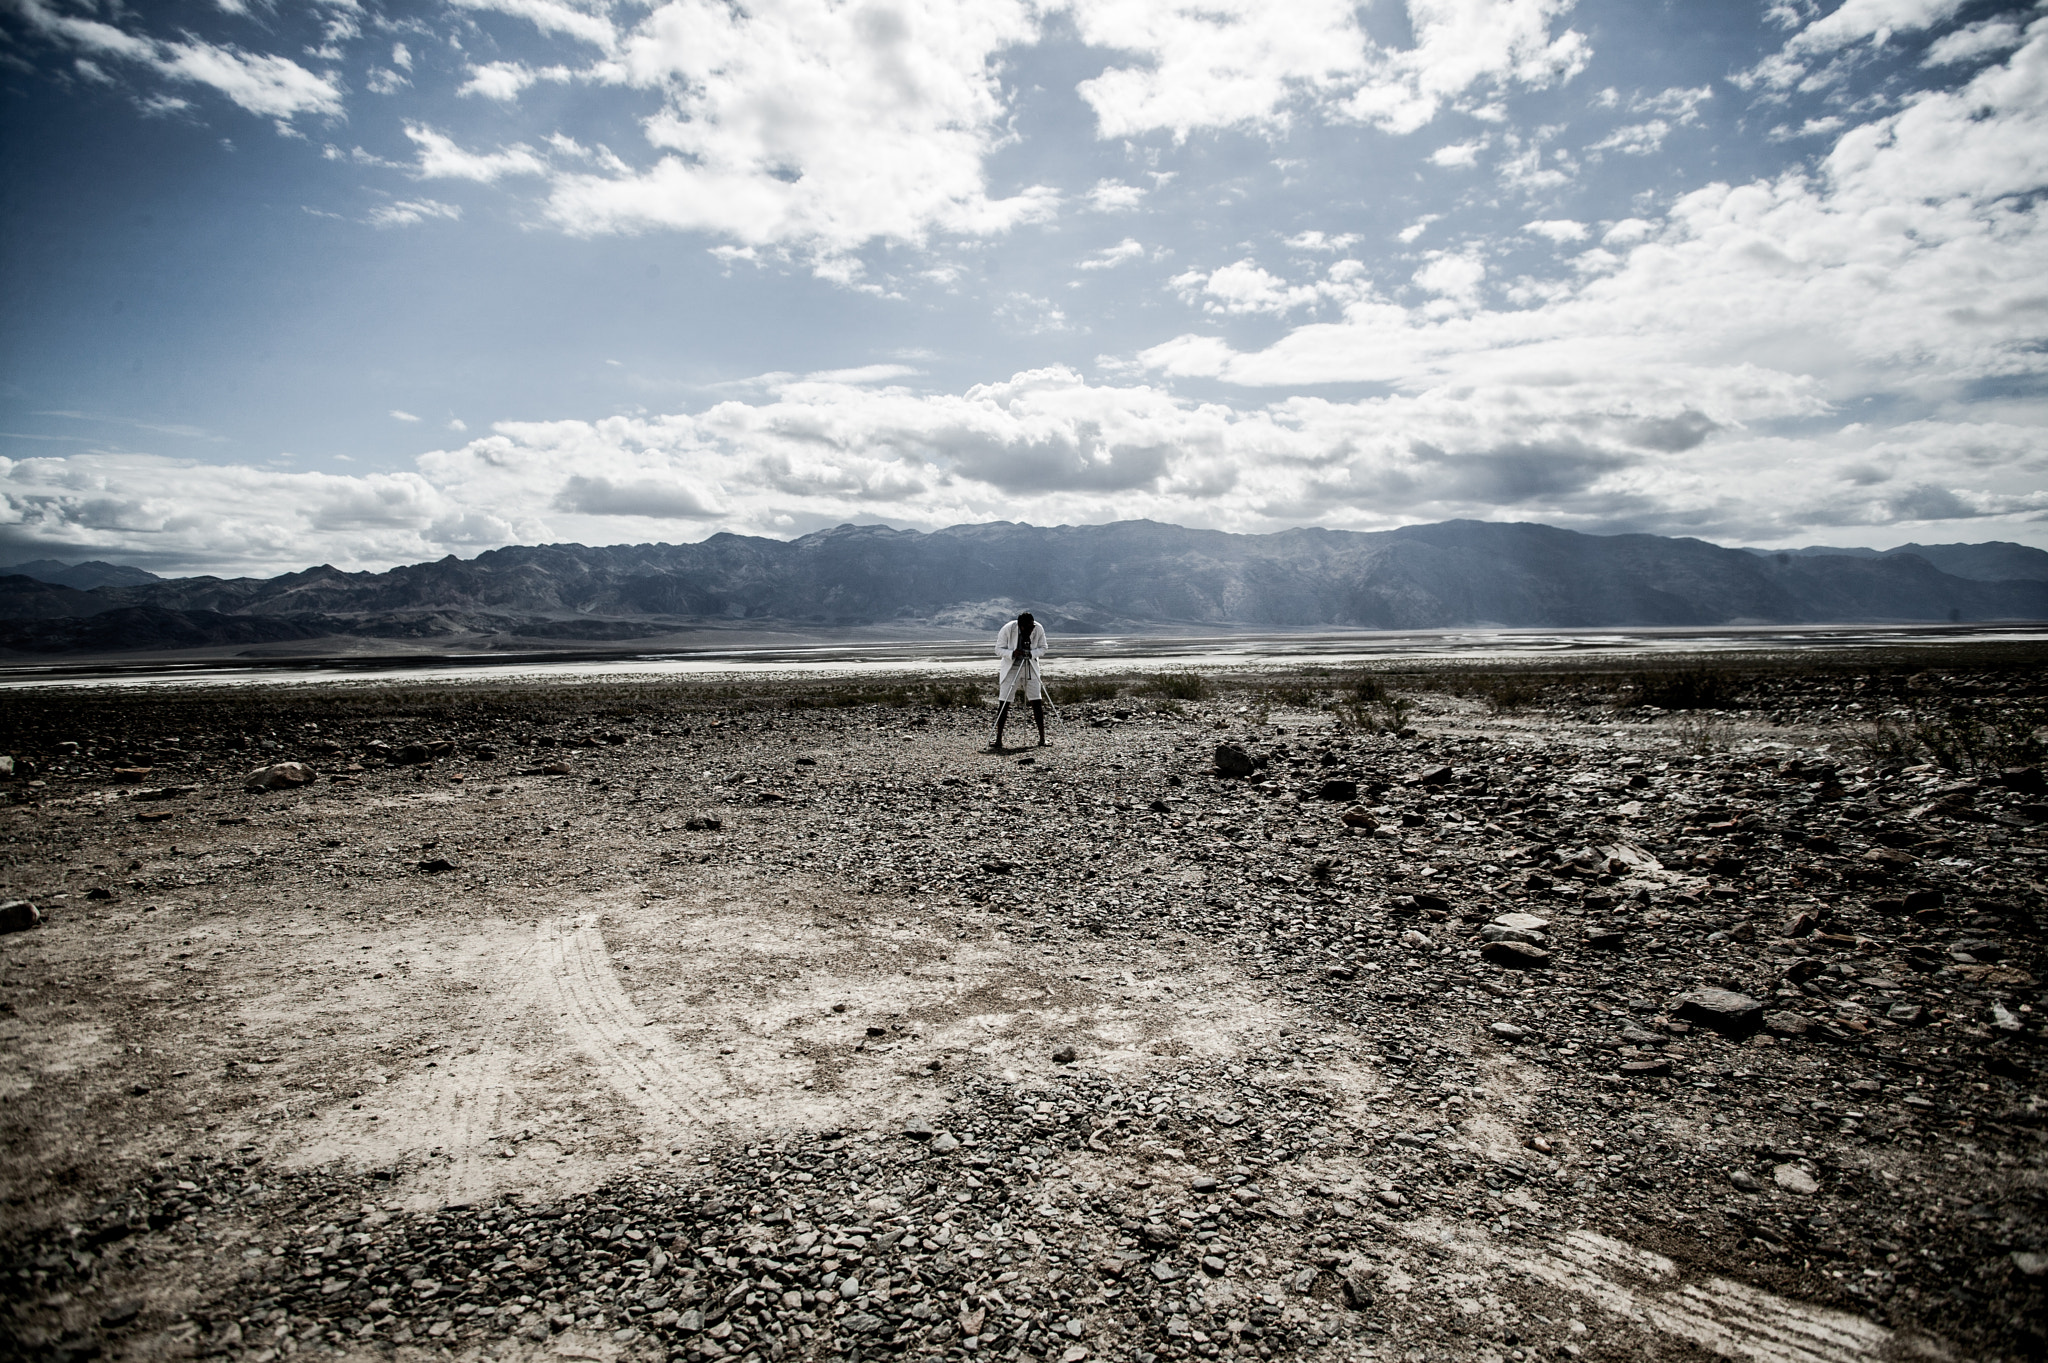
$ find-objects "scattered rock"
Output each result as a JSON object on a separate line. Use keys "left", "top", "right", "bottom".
{"left": 1762, "top": 1011, "right": 1811, "bottom": 1038}
{"left": 1728, "top": 1169, "right": 1761, "bottom": 1193}
{"left": 1480, "top": 941, "right": 1552, "bottom": 969}
{"left": 1773, "top": 1164, "right": 1818, "bottom": 1195}
{"left": 1488, "top": 1021, "right": 1528, "bottom": 1042}
{"left": 1337, "top": 1267, "right": 1376, "bottom": 1308}
{"left": 1051, "top": 1046, "right": 1078, "bottom": 1064}
{"left": 1673, "top": 988, "right": 1764, "bottom": 1035}
{"left": 0, "top": 900, "right": 39, "bottom": 934}
{"left": 1213, "top": 744, "right": 1256, "bottom": 779}
{"left": 243, "top": 762, "right": 315, "bottom": 791}
{"left": 1138, "top": 1223, "right": 1180, "bottom": 1249}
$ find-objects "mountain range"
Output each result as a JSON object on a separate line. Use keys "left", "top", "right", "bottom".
{"left": 3, "top": 520, "right": 2046, "bottom": 656}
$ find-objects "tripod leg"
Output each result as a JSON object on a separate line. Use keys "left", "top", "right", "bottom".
{"left": 1031, "top": 699, "right": 1046, "bottom": 745}
{"left": 994, "top": 700, "right": 1010, "bottom": 749}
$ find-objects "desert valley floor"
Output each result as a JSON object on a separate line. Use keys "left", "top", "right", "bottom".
{"left": 0, "top": 646, "right": 2043, "bottom": 1363}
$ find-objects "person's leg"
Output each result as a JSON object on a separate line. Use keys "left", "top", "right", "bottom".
{"left": 994, "top": 701, "right": 1010, "bottom": 749}
{"left": 1030, "top": 699, "right": 1046, "bottom": 745}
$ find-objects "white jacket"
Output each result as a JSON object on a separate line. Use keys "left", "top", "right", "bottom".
{"left": 995, "top": 619, "right": 1047, "bottom": 701}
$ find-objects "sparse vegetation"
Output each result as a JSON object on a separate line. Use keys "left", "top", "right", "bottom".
{"left": 1469, "top": 674, "right": 1542, "bottom": 712}
{"left": 1673, "top": 711, "right": 1735, "bottom": 752}
{"left": 1627, "top": 665, "right": 1736, "bottom": 711}
{"left": 1057, "top": 677, "right": 1124, "bottom": 704}
{"left": 1135, "top": 670, "right": 1214, "bottom": 701}
{"left": 785, "top": 681, "right": 985, "bottom": 710}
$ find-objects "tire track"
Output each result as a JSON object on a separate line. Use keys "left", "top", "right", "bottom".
{"left": 280, "top": 930, "right": 545, "bottom": 1207}
{"left": 418, "top": 931, "right": 549, "bottom": 1206}
{"left": 537, "top": 914, "right": 730, "bottom": 1142}
{"left": 1403, "top": 1222, "right": 1898, "bottom": 1363}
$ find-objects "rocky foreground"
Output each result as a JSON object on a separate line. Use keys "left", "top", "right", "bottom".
{"left": 0, "top": 648, "right": 2043, "bottom": 1363}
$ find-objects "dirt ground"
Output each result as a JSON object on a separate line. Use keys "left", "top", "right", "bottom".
{"left": 1, "top": 648, "right": 2043, "bottom": 1363}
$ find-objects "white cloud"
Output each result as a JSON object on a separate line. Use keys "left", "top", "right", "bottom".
{"left": 390, "top": 409, "right": 422, "bottom": 422}
{"left": 1767, "top": 115, "right": 1847, "bottom": 141}
{"left": 1067, "top": 0, "right": 1589, "bottom": 141}
{"left": 365, "top": 67, "right": 409, "bottom": 95}
{"left": 1587, "top": 119, "right": 1671, "bottom": 155}
{"left": 1923, "top": 17, "right": 2028, "bottom": 65}
{"left": 1497, "top": 126, "right": 1576, "bottom": 189}
{"left": 1337, "top": 0, "right": 1592, "bottom": 135}
{"left": 1429, "top": 138, "right": 1486, "bottom": 167}
{"left": 1631, "top": 84, "right": 1712, "bottom": 121}
{"left": 391, "top": 42, "right": 412, "bottom": 72}
{"left": 1285, "top": 230, "right": 1361, "bottom": 251}
{"left": 1079, "top": 238, "right": 1147, "bottom": 269}
{"left": 1077, "top": 33, "right": 2048, "bottom": 543}
{"left": 1523, "top": 218, "right": 1587, "bottom": 242}
{"left": 405, "top": 124, "right": 548, "bottom": 182}
{"left": 1738, "top": 0, "right": 1968, "bottom": 89}
{"left": 1136, "top": 33, "right": 2048, "bottom": 430}
{"left": 540, "top": 0, "right": 1056, "bottom": 268}
{"left": 1788, "top": 0, "right": 1966, "bottom": 55}
{"left": 1069, "top": 0, "right": 1371, "bottom": 140}
{"left": 1397, "top": 215, "right": 1442, "bottom": 243}
{"left": 369, "top": 199, "right": 462, "bottom": 228}
{"left": 448, "top": 418, "right": 468, "bottom": 432}
{"left": 9, "top": 0, "right": 343, "bottom": 120}
{"left": 799, "top": 364, "right": 921, "bottom": 385}
{"left": 1601, "top": 217, "right": 1657, "bottom": 245}
{"left": 1171, "top": 257, "right": 1370, "bottom": 315}
{"left": 1410, "top": 250, "right": 1486, "bottom": 308}
{"left": 446, "top": 0, "right": 618, "bottom": 51}
{"left": 459, "top": 60, "right": 571, "bottom": 100}
{"left": 1086, "top": 179, "right": 1147, "bottom": 212}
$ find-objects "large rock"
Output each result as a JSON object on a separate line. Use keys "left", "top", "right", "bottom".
{"left": 1674, "top": 988, "right": 1764, "bottom": 1035}
{"left": 1317, "top": 779, "right": 1359, "bottom": 801}
{"left": 1773, "top": 1164, "right": 1818, "bottom": 1194}
{"left": 0, "top": 900, "right": 41, "bottom": 934}
{"left": 1481, "top": 924, "right": 1546, "bottom": 946}
{"left": 1762, "top": 1011, "right": 1811, "bottom": 1038}
{"left": 244, "top": 762, "right": 315, "bottom": 791}
{"left": 1212, "top": 744, "right": 1255, "bottom": 779}
{"left": 1480, "top": 941, "right": 1552, "bottom": 969}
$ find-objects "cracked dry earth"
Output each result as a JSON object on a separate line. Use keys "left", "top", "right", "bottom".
{"left": 1, "top": 658, "right": 2044, "bottom": 1363}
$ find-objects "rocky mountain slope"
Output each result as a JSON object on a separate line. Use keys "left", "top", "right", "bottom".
{"left": 4, "top": 520, "right": 2046, "bottom": 654}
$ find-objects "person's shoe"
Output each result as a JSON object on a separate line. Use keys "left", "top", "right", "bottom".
{"left": 1036, "top": 738, "right": 1048, "bottom": 747}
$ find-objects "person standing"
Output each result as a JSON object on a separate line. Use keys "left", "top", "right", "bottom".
{"left": 992, "top": 610, "right": 1047, "bottom": 750}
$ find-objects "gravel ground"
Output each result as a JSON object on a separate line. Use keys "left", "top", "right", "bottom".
{"left": 0, "top": 648, "right": 2044, "bottom": 1363}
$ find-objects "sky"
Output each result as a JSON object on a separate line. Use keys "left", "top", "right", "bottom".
{"left": 2, "top": 0, "right": 2046, "bottom": 577}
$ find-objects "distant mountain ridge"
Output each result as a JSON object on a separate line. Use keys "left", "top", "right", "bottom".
{"left": 3, "top": 519, "right": 2045, "bottom": 655}
{"left": 1753, "top": 541, "right": 2048, "bottom": 582}
{"left": 0, "top": 559, "right": 163, "bottom": 590}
